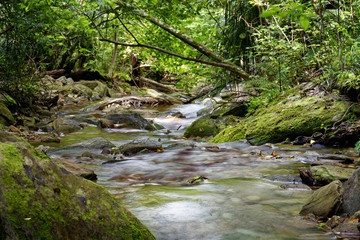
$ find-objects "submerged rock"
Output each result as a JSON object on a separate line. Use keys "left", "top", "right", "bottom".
{"left": 47, "top": 137, "right": 115, "bottom": 159}
{"left": 105, "top": 113, "right": 156, "bottom": 131}
{"left": 300, "top": 180, "right": 343, "bottom": 218}
{"left": 55, "top": 158, "right": 97, "bottom": 181}
{"left": 0, "top": 131, "right": 155, "bottom": 239}
{"left": 119, "top": 138, "right": 162, "bottom": 156}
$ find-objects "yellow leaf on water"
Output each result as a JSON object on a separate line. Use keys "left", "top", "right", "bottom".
{"left": 310, "top": 140, "right": 316, "bottom": 144}
{"left": 157, "top": 149, "right": 163, "bottom": 153}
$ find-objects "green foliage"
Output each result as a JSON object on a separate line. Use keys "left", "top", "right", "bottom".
{"left": 354, "top": 140, "right": 360, "bottom": 150}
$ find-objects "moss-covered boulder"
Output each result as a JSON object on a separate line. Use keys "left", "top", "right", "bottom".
{"left": 0, "top": 131, "right": 155, "bottom": 240}
{"left": 310, "top": 165, "right": 354, "bottom": 184}
{"left": 0, "top": 103, "right": 15, "bottom": 126}
{"left": 300, "top": 180, "right": 343, "bottom": 218}
{"left": 184, "top": 115, "right": 243, "bottom": 138}
{"left": 211, "top": 86, "right": 356, "bottom": 145}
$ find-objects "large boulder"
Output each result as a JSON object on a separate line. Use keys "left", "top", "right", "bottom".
{"left": 211, "top": 84, "right": 356, "bottom": 145}
{"left": 309, "top": 165, "right": 354, "bottom": 184}
{"left": 0, "top": 131, "right": 154, "bottom": 239}
{"left": 51, "top": 118, "right": 82, "bottom": 134}
{"left": 119, "top": 138, "right": 162, "bottom": 156}
{"left": 300, "top": 180, "right": 343, "bottom": 218}
{"left": 341, "top": 168, "right": 360, "bottom": 215}
{"left": 184, "top": 115, "right": 243, "bottom": 138}
{"left": 105, "top": 113, "right": 156, "bottom": 131}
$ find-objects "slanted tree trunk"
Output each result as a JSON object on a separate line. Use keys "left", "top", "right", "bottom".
{"left": 113, "top": 1, "right": 250, "bottom": 80}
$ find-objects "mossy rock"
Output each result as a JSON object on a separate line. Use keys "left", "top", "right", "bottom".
{"left": 300, "top": 180, "right": 343, "bottom": 218}
{"left": 310, "top": 165, "right": 354, "bottom": 184}
{"left": 184, "top": 115, "right": 243, "bottom": 138}
{"left": 0, "top": 102, "right": 15, "bottom": 126}
{"left": 0, "top": 92, "right": 16, "bottom": 106}
{"left": 211, "top": 88, "right": 355, "bottom": 145}
{"left": 0, "top": 131, "right": 155, "bottom": 240}
{"left": 210, "top": 103, "right": 247, "bottom": 118}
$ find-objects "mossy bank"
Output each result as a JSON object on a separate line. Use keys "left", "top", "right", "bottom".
{"left": 0, "top": 131, "right": 155, "bottom": 240}
{"left": 209, "top": 84, "right": 360, "bottom": 145}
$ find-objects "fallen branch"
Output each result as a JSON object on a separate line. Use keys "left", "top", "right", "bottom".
{"left": 139, "top": 76, "right": 176, "bottom": 93}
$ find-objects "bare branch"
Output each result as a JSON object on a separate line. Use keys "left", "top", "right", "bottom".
{"left": 100, "top": 38, "right": 249, "bottom": 79}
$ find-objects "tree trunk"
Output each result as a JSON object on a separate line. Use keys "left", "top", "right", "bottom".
{"left": 108, "top": 32, "right": 118, "bottom": 77}
{"left": 115, "top": 1, "right": 249, "bottom": 80}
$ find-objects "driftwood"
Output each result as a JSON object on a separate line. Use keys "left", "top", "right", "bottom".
{"left": 140, "top": 76, "right": 176, "bottom": 93}
{"left": 95, "top": 96, "right": 172, "bottom": 110}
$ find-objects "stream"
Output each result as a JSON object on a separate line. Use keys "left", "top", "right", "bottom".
{"left": 42, "top": 103, "right": 341, "bottom": 240}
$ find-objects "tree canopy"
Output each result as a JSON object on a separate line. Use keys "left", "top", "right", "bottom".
{"left": 1, "top": 0, "right": 360, "bottom": 102}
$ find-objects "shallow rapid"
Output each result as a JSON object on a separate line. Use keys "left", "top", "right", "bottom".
{"left": 45, "top": 103, "right": 339, "bottom": 240}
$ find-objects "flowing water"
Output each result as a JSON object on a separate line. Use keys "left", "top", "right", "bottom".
{"left": 44, "top": 103, "right": 343, "bottom": 240}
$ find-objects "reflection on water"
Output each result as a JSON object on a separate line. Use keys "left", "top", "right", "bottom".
{"left": 44, "top": 103, "right": 337, "bottom": 240}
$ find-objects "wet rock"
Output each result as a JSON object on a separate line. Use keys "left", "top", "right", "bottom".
{"left": 118, "top": 138, "right": 162, "bottom": 156}
{"left": 0, "top": 131, "right": 155, "bottom": 239}
{"left": 318, "top": 154, "right": 355, "bottom": 164}
{"left": 105, "top": 113, "right": 156, "bottom": 131}
{"left": 263, "top": 174, "right": 302, "bottom": 183}
{"left": 333, "top": 222, "right": 360, "bottom": 236}
{"left": 293, "top": 136, "right": 311, "bottom": 145}
{"left": 325, "top": 215, "right": 342, "bottom": 229}
{"left": 300, "top": 180, "right": 343, "bottom": 218}
{"left": 184, "top": 115, "right": 242, "bottom": 138}
{"left": 51, "top": 118, "right": 82, "bottom": 134}
{"left": 170, "top": 111, "right": 186, "bottom": 118}
{"left": 320, "top": 121, "right": 360, "bottom": 147}
{"left": 98, "top": 118, "right": 114, "bottom": 128}
{"left": 341, "top": 168, "right": 360, "bottom": 215}
{"left": 55, "top": 158, "right": 97, "bottom": 181}
{"left": 310, "top": 165, "right": 354, "bottom": 184}
{"left": 47, "top": 137, "right": 115, "bottom": 157}
{"left": 184, "top": 117, "right": 221, "bottom": 138}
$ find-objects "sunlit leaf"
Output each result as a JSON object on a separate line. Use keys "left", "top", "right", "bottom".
{"left": 299, "top": 15, "right": 310, "bottom": 30}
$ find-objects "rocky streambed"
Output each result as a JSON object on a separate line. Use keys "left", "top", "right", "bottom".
{"left": 33, "top": 100, "right": 359, "bottom": 240}
{"left": 2, "top": 77, "right": 360, "bottom": 239}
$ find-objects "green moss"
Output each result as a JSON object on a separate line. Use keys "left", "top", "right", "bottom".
{"left": 211, "top": 89, "right": 354, "bottom": 144}
{"left": 0, "top": 137, "right": 155, "bottom": 239}
{"left": 0, "top": 103, "right": 15, "bottom": 125}
{"left": 184, "top": 115, "right": 243, "bottom": 138}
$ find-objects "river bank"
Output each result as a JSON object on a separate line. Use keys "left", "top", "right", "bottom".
{"left": 1, "top": 75, "right": 360, "bottom": 239}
